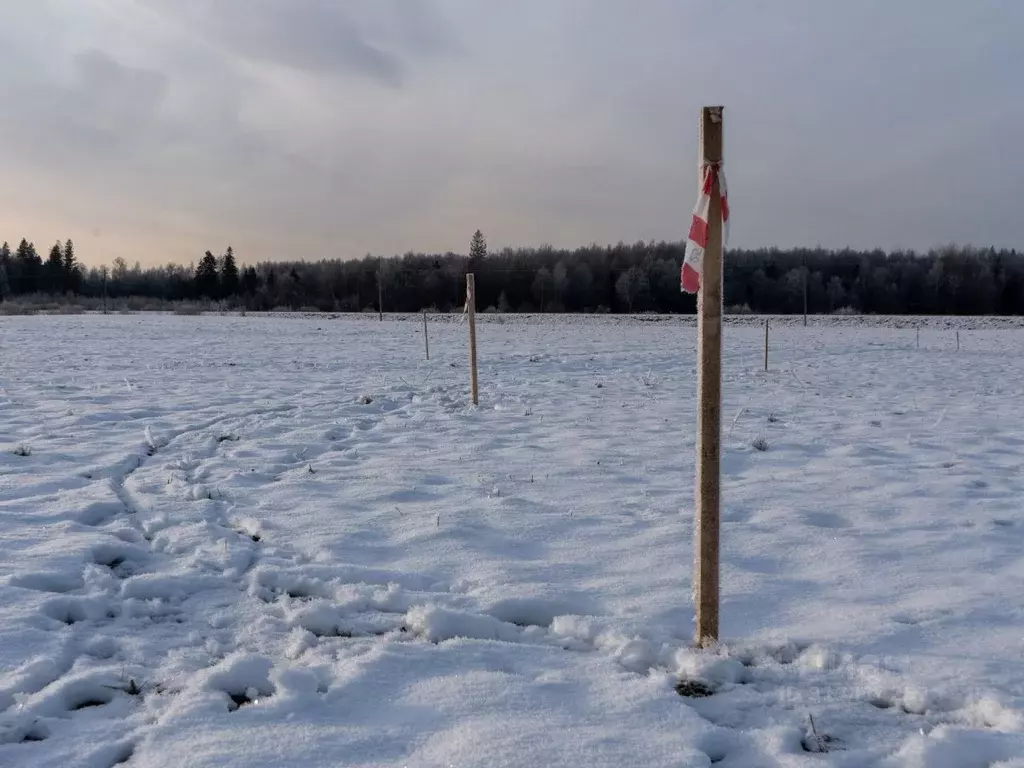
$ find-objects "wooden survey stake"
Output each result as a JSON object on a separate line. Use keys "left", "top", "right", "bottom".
{"left": 423, "top": 311, "right": 430, "bottom": 360}
{"left": 467, "top": 274, "right": 479, "bottom": 405}
{"left": 694, "top": 106, "right": 724, "bottom": 647}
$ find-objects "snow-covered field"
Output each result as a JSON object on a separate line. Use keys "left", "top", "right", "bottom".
{"left": 2, "top": 313, "right": 1024, "bottom": 767}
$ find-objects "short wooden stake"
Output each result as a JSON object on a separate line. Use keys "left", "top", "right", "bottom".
{"left": 956, "top": 330, "right": 960, "bottom": 352}
{"left": 423, "top": 311, "right": 430, "bottom": 360}
{"left": 764, "top": 319, "right": 769, "bottom": 372}
{"left": 916, "top": 326, "right": 920, "bottom": 349}
{"left": 467, "top": 273, "right": 479, "bottom": 405}
{"left": 694, "top": 106, "right": 724, "bottom": 647}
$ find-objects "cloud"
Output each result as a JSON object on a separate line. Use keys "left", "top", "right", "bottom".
{"left": 138, "top": 0, "right": 459, "bottom": 88}
{"left": 0, "top": 0, "right": 1022, "bottom": 266}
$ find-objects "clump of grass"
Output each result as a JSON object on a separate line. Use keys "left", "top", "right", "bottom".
{"left": 751, "top": 436, "right": 769, "bottom": 452}
{"left": 13, "top": 444, "right": 32, "bottom": 457}
{"left": 641, "top": 371, "right": 661, "bottom": 388}
{"left": 801, "top": 714, "right": 836, "bottom": 753}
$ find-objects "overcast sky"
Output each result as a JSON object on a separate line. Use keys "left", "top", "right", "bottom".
{"left": 0, "top": 1, "right": 1021, "bottom": 267}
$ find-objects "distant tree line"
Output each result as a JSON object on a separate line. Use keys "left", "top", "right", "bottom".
{"left": 0, "top": 239, "right": 81, "bottom": 297}
{"left": 1, "top": 232, "right": 1022, "bottom": 315}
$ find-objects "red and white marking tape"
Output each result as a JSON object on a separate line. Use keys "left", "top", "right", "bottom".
{"left": 680, "top": 163, "right": 729, "bottom": 294}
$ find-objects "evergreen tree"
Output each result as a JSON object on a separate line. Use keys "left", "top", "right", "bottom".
{"left": 99, "top": 266, "right": 109, "bottom": 313}
{"left": 15, "top": 239, "right": 42, "bottom": 294}
{"left": 63, "top": 239, "right": 80, "bottom": 293}
{"left": 469, "top": 230, "right": 487, "bottom": 271}
{"left": 220, "top": 246, "right": 240, "bottom": 298}
{"left": 195, "top": 251, "right": 220, "bottom": 299}
{"left": 240, "top": 266, "right": 260, "bottom": 296}
{"left": 0, "top": 242, "right": 10, "bottom": 300}
{"left": 44, "top": 243, "right": 64, "bottom": 293}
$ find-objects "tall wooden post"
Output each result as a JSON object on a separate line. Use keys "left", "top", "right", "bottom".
{"left": 423, "top": 311, "right": 430, "bottom": 360}
{"left": 467, "top": 274, "right": 479, "bottom": 405}
{"left": 694, "top": 106, "right": 724, "bottom": 647}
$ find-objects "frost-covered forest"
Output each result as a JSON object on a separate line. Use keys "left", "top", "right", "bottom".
{"left": 2, "top": 235, "right": 1021, "bottom": 315}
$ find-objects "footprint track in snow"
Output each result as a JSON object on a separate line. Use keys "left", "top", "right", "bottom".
{"left": 1, "top": 408, "right": 302, "bottom": 753}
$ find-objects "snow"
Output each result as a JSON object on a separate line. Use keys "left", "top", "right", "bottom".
{"left": 2, "top": 312, "right": 1024, "bottom": 767}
